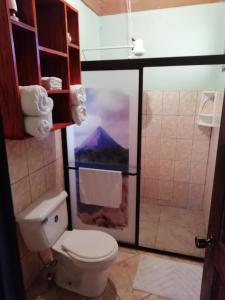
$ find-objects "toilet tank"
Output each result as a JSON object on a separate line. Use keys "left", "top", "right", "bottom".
{"left": 16, "top": 190, "right": 68, "bottom": 251}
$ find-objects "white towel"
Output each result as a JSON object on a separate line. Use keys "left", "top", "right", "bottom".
{"left": 24, "top": 113, "right": 53, "bottom": 140}
{"left": 8, "top": 0, "right": 17, "bottom": 11}
{"left": 70, "top": 85, "right": 86, "bottom": 105}
{"left": 20, "top": 85, "right": 54, "bottom": 116}
{"left": 71, "top": 105, "right": 86, "bottom": 125}
{"left": 41, "top": 77, "right": 62, "bottom": 90}
{"left": 79, "top": 168, "right": 122, "bottom": 208}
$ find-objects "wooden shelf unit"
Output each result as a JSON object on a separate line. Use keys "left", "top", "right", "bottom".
{"left": 0, "top": 0, "right": 81, "bottom": 139}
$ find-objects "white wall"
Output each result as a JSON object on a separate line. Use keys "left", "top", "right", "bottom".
{"left": 65, "top": 0, "right": 100, "bottom": 60}
{"left": 100, "top": 3, "right": 225, "bottom": 60}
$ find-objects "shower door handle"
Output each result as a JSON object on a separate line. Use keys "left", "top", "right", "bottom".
{"left": 195, "top": 236, "right": 214, "bottom": 249}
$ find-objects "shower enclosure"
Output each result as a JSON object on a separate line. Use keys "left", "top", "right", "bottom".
{"left": 65, "top": 57, "right": 225, "bottom": 259}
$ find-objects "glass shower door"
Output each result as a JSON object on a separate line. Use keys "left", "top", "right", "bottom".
{"left": 67, "top": 70, "right": 139, "bottom": 244}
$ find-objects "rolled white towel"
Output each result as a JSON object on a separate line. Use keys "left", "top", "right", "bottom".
{"left": 20, "top": 85, "right": 54, "bottom": 116}
{"left": 41, "top": 77, "right": 62, "bottom": 90}
{"left": 71, "top": 105, "right": 87, "bottom": 126}
{"left": 70, "top": 85, "right": 86, "bottom": 105}
{"left": 24, "top": 113, "right": 53, "bottom": 140}
{"left": 8, "top": 0, "right": 18, "bottom": 11}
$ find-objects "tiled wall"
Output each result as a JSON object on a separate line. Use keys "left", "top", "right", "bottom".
{"left": 141, "top": 91, "right": 211, "bottom": 212}
{"left": 5, "top": 130, "right": 65, "bottom": 289}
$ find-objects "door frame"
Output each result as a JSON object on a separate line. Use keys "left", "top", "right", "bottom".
{"left": 0, "top": 115, "right": 26, "bottom": 300}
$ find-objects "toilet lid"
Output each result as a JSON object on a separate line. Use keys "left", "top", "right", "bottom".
{"left": 62, "top": 230, "right": 118, "bottom": 261}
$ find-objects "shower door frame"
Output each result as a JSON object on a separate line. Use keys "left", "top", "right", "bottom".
{"left": 62, "top": 54, "right": 225, "bottom": 263}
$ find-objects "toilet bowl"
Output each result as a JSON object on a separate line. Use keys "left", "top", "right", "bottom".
{"left": 16, "top": 190, "right": 118, "bottom": 298}
{"left": 52, "top": 230, "right": 118, "bottom": 297}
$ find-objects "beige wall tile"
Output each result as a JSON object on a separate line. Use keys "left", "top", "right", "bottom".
{"left": 174, "top": 161, "right": 190, "bottom": 182}
{"left": 26, "top": 139, "right": 45, "bottom": 174}
{"left": 177, "top": 116, "right": 195, "bottom": 139}
{"left": 146, "top": 137, "right": 161, "bottom": 160}
{"left": 45, "top": 158, "right": 65, "bottom": 191}
{"left": 145, "top": 115, "right": 162, "bottom": 137}
{"left": 11, "top": 177, "right": 31, "bottom": 214}
{"left": 193, "top": 120, "right": 211, "bottom": 141}
{"left": 146, "top": 91, "right": 163, "bottom": 115}
{"left": 190, "top": 162, "right": 207, "bottom": 184}
{"left": 162, "top": 91, "right": 179, "bottom": 115}
{"left": 159, "top": 160, "right": 174, "bottom": 180}
{"left": 6, "top": 140, "right": 28, "bottom": 184}
{"left": 142, "top": 158, "right": 160, "bottom": 179}
{"left": 188, "top": 183, "right": 204, "bottom": 210}
{"left": 172, "top": 181, "right": 189, "bottom": 208}
{"left": 160, "top": 138, "right": 176, "bottom": 160}
{"left": 142, "top": 92, "right": 148, "bottom": 115}
{"left": 43, "top": 130, "right": 63, "bottom": 165}
{"left": 179, "top": 91, "right": 197, "bottom": 116}
{"left": 158, "top": 180, "right": 173, "bottom": 201}
{"left": 29, "top": 169, "right": 46, "bottom": 202}
{"left": 175, "top": 139, "right": 192, "bottom": 162}
{"left": 161, "top": 116, "right": 178, "bottom": 138}
{"left": 191, "top": 140, "right": 210, "bottom": 163}
{"left": 143, "top": 179, "right": 159, "bottom": 199}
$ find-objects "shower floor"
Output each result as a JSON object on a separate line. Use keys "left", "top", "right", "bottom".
{"left": 139, "top": 201, "right": 206, "bottom": 258}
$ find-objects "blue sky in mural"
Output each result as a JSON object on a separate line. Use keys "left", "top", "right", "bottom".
{"left": 74, "top": 88, "right": 130, "bottom": 149}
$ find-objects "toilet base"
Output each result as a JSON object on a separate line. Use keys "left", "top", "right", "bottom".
{"left": 55, "top": 258, "right": 108, "bottom": 298}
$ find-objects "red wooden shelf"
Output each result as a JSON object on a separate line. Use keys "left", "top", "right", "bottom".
{"left": 52, "top": 122, "right": 73, "bottom": 131}
{"left": 11, "top": 19, "right": 36, "bottom": 32}
{"left": 47, "top": 89, "right": 70, "bottom": 94}
{"left": 0, "top": 0, "right": 80, "bottom": 138}
{"left": 39, "top": 46, "right": 67, "bottom": 58}
{"left": 68, "top": 43, "right": 79, "bottom": 50}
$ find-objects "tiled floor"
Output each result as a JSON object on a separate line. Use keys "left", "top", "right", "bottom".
{"left": 139, "top": 202, "right": 206, "bottom": 258}
{"left": 27, "top": 248, "right": 202, "bottom": 300}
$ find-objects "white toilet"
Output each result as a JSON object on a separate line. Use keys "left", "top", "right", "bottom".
{"left": 16, "top": 190, "right": 118, "bottom": 298}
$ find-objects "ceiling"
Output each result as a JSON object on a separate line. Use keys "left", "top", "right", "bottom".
{"left": 82, "top": 0, "right": 224, "bottom": 16}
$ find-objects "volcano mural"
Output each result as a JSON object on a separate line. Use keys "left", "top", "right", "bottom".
{"left": 75, "top": 126, "right": 129, "bottom": 170}
{"left": 73, "top": 88, "right": 130, "bottom": 229}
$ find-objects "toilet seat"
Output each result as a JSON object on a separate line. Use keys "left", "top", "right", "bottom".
{"left": 53, "top": 230, "right": 118, "bottom": 263}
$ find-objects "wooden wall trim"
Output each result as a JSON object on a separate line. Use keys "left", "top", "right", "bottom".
{"left": 82, "top": 0, "right": 225, "bottom": 16}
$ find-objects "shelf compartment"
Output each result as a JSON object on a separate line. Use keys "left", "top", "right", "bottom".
{"left": 52, "top": 122, "right": 73, "bottom": 131}
{"left": 13, "top": 0, "right": 36, "bottom": 27}
{"left": 69, "top": 43, "right": 79, "bottom": 50}
{"left": 66, "top": 6, "right": 79, "bottom": 46}
{"left": 50, "top": 93, "right": 72, "bottom": 124}
{"left": 39, "top": 46, "right": 67, "bottom": 58}
{"left": 40, "top": 53, "right": 69, "bottom": 89}
{"left": 47, "top": 89, "right": 70, "bottom": 95}
{"left": 36, "top": 0, "right": 67, "bottom": 53}
{"left": 11, "top": 20, "right": 36, "bottom": 32}
{"left": 69, "top": 47, "right": 81, "bottom": 84}
{"left": 12, "top": 26, "right": 40, "bottom": 86}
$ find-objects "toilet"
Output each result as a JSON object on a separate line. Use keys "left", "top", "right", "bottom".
{"left": 16, "top": 190, "right": 118, "bottom": 298}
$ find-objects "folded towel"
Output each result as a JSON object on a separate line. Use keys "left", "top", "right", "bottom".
{"left": 79, "top": 168, "right": 122, "bottom": 208}
{"left": 8, "top": 0, "right": 18, "bottom": 11}
{"left": 71, "top": 105, "right": 87, "bottom": 125}
{"left": 24, "top": 113, "right": 53, "bottom": 140}
{"left": 20, "top": 85, "right": 54, "bottom": 116}
{"left": 41, "top": 77, "right": 62, "bottom": 90}
{"left": 70, "top": 85, "right": 86, "bottom": 105}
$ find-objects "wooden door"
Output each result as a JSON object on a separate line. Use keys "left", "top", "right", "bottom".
{"left": 200, "top": 94, "right": 225, "bottom": 300}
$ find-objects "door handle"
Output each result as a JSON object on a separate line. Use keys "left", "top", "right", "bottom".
{"left": 195, "top": 236, "right": 214, "bottom": 249}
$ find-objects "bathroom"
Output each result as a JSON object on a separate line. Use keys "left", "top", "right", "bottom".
{"left": 1, "top": 0, "right": 225, "bottom": 299}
